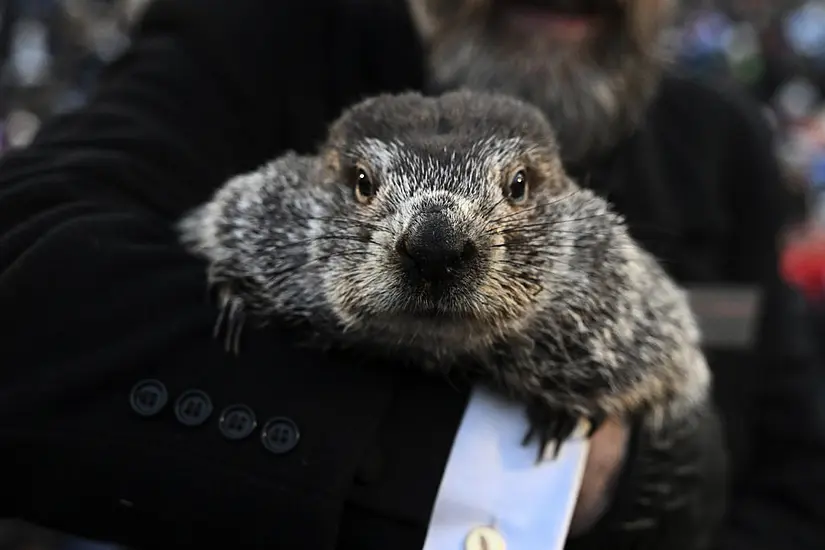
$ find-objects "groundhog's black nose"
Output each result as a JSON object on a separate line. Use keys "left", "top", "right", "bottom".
{"left": 397, "top": 212, "right": 478, "bottom": 284}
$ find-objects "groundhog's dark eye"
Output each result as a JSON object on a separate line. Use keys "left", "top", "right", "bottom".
{"left": 353, "top": 166, "right": 376, "bottom": 204}
{"left": 508, "top": 170, "right": 528, "bottom": 203}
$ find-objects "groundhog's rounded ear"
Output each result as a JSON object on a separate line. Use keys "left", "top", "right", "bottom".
{"left": 320, "top": 148, "right": 342, "bottom": 175}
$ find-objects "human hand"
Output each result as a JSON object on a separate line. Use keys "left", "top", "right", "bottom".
{"left": 568, "top": 416, "right": 630, "bottom": 536}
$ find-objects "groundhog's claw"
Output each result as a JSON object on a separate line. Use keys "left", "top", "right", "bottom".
{"left": 586, "top": 409, "right": 607, "bottom": 438}
{"left": 523, "top": 402, "right": 605, "bottom": 464}
{"left": 212, "top": 283, "right": 246, "bottom": 355}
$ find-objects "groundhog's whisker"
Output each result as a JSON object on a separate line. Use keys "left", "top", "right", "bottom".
{"left": 487, "top": 190, "right": 583, "bottom": 223}
{"left": 495, "top": 259, "right": 569, "bottom": 275}
{"left": 494, "top": 214, "right": 612, "bottom": 235}
{"left": 310, "top": 234, "right": 385, "bottom": 247}
{"left": 479, "top": 195, "right": 513, "bottom": 220}
{"left": 485, "top": 190, "right": 585, "bottom": 225}
{"left": 261, "top": 250, "right": 373, "bottom": 292}
{"left": 494, "top": 261, "right": 556, "bottom": 277}
{"left": 500, "top": 255, "right": 661, "bottom": 278}
{"left": 491, "top": 274, "right": 546, "bottom": 296}
{"left": 266, "top": 234, "right": 384, "bottom": 250}
{"left": 490, "top": 242, "right": 568, "bottom": 258}
{"left": 495, "top": 262, "right": 552, "bottom": 286}
{"left": 490, "top": 229, "right": 614, "bottom": 245}
{"left": 501, "top": 239, "right": 640, "bottom": 253}
{"left": 488, "top": 268, "right": 547, "bottom": 295}
{"left": 292, "top": 215, "right": 392, "bottom": 234}
{"left": 504, "top": 245, "right": 648, "bottom": 263}
{"left": 510, "top": 227, "right": 610, "bottom": 236}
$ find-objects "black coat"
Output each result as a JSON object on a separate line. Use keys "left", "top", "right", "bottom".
{"left": 0, "top": 0, "right": 823, "bottom": 549}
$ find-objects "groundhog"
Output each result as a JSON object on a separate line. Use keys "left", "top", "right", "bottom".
{"left": 179, "top": 89, "right": 726, "bottom": 548}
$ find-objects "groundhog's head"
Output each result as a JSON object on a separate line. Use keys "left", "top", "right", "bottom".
{"left": 313, "top": 91, "right": 604, "bottom": 351}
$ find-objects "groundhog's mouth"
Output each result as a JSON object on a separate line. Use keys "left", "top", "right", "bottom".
{"left": 387, "top": 289, "right": 479, "bottom": 320}
{"left": 366, "top": 307, "right": 500, "bottom": 349}
{"left": 401, "top": 307, "right": 479, "bottom": 323}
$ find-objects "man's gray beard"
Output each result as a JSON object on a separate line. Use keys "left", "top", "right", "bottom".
{"left": 425, "top": 30, "right": 664, "bottom": 164}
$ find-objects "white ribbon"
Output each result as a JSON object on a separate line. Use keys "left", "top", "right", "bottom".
{"left": 422, "top": 386, "right": 590, "bottom": 550}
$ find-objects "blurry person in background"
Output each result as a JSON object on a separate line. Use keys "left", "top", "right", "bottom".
{"left": 417, "top": 2, "right": 825, "bottom": 548}
{"left": 0, "top": 0, "right": 823, "bottom": 550}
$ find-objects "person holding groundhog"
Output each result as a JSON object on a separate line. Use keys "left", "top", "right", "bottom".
{"left": 0, "top": 0, "right": 823, "bottom": 549}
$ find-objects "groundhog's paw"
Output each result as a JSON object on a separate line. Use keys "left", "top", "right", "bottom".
{"left": 523, "top": 401, "right": 606, "bottom": 464}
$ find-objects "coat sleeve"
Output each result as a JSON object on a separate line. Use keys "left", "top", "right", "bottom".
{"left": 714, "top": 90, "right": 825, "bottom": 550}
{"left": 0, "top": 1, "right": 412, "bottom": 547}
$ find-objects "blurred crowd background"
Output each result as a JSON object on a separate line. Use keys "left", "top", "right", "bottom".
{"left": 2, "top": 0, "right": 825, "bottom": 549}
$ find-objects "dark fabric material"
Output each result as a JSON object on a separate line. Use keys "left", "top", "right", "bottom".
{"left": 0, "top": 0, "right": 823, "bottom": 548}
